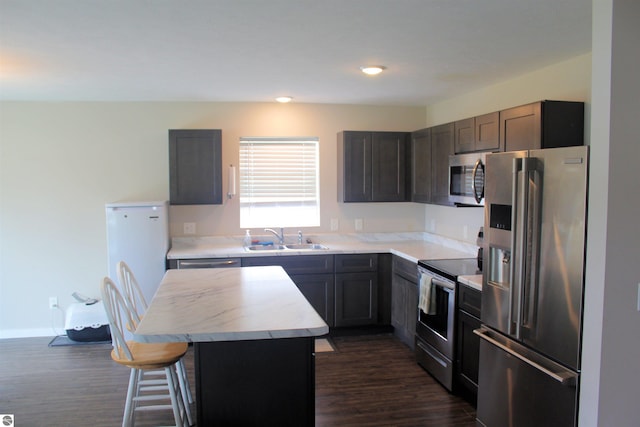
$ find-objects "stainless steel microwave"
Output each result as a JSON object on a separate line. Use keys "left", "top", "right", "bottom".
{"left": 448, "top": 152, "right": 486, "bottom": 206}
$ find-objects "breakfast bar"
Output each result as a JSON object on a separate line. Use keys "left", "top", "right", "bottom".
{"left": 133, "top": 266, "right": 329, "bottom": 426}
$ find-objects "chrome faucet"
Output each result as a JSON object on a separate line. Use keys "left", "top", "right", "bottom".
{"left": 264, "top": 228, "right": 285, "bottom": 244}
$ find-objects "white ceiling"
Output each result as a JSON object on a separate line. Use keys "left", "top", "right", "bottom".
{"left": 0, "top": 0, "right": 592, "bottom": 105}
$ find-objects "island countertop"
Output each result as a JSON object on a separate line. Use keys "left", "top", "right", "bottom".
{"left": 133, "top": 266, "right": 329, "bottom": 343}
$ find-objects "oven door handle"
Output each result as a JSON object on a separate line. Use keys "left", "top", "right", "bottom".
{"left": 431, "top": 277, "right": 455, "bottom": 291}
{"left": 418, "top": 272, "right": 456, "bottom": 291}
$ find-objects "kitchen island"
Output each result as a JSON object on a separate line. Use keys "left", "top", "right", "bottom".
{"left": 133, "top": 266, "right": 329, "bottom": 426}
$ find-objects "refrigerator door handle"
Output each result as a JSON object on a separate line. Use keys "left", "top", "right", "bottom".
{"left": 475, "top": 328, "right": 577, "bottom": 386}
{"left": 509, "top": 158, "right": 526, "bottom": 338}
{"left": 522, "top": 160, "right": 542, "bottom": 334}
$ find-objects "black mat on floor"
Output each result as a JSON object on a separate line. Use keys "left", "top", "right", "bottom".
{"left": 48, "top": 335, "right": 111, "bottom": 347}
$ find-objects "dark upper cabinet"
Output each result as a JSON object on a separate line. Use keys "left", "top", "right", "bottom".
{"left": 454, "top": 112, "right": 500, "bottom": 154}
{"left": 338, "top": 131, "right": 409, "bottom": 202}
{"left": 169, "top": 129, "right": 223, "bottom": 205}
{"left": 430, "top": 123, "right": 455, "bottom": 206}
{"left": 499, "top": 101, "right": 584, "bottom": 152}
{"left": 454, "top": 117, "right": 476, "bottom": 153}
{"left": 475, "top": 112, "right": 500, "bottom": 152}
{"left": 410, "top": 128, "right": 432, "bottom": 203}
{"left": 411, "top": 123, "right": 454, "bottom": 206}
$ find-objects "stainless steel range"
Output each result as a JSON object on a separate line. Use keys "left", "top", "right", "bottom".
{"left": 415, "top": 258, "right": 479, "bottom": 391}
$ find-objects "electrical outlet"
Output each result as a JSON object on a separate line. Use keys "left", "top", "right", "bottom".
{"left": 49, "top": 297, "right": 58, "bottom": 309}
{"left": 183, "top": 222, "right": 196, "bottom": 235}
{"left": 355, "top": 218, "right": 363, "bottom": 231}
{"left": 330, "top": 218, "right": 339, "bottom": 231}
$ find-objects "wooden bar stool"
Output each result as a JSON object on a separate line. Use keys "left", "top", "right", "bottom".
{"left": 101, "top": 277, "right": 190, "bottom": 427}
{"left": 117, "top": 260, "right": 194, "bottom": 417}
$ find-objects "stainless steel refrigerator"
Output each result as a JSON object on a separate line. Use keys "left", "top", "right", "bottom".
{"left": 106, "top": 201, "right": 169, "bottom": 305}
{"left": 476, "top": 146, "right": 588, "bottom": 427}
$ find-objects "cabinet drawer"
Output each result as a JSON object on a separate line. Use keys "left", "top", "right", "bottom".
{"left": 241, "top": 254, "right": 334, "bottom": 275}
{"left": 457, "top": 283, "right": 481, "bottom": 318}
{"left": 392, "top": 256, "right": 417, "bottom": 283}
{"left": 335, "top": 254, "right": 378, "bottom": 273}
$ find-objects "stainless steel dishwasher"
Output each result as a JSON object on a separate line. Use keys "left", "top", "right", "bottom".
{"left": 174, "top": 258, "right": 241, "bottom": 269}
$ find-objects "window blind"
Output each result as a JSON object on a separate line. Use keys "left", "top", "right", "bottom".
{"left": 239, "top": 137, "right": 320, "bottom": 228}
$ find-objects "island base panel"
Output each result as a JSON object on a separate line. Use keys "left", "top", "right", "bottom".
{"left": 195, "top": 337, "right": 315, "bottom": 426}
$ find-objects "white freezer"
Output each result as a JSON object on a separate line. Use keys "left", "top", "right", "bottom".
{"left": 106, "top": 201, "right": 169, "bottom": 305}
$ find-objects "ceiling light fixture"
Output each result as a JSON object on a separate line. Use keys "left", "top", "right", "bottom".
{"left": 275, "top": 96, "right": 293, "bottom": 103}
{"left": 360, "top": 65, "right": 386, "bottom": 76}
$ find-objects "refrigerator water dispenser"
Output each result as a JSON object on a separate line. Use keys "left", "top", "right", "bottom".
{"left": 488, "top": 246, "right": 510, "bottom": 288}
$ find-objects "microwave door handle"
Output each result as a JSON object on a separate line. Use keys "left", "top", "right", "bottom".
{"left": 471, "top": 158, "right": 483, "bottom": 204}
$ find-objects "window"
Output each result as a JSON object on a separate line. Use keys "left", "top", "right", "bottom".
{"left": 239, "top": 137, "right": 320, "bottom": 228}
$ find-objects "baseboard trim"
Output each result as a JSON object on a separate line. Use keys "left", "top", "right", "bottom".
{"left": 0, "top": 328, "right": 55, "bottom": 339}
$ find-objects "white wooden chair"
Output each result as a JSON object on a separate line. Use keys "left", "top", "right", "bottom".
{"left": 101, "top": 277, "right": 190, "bottom": 427}
{"left": 116, "top": 261, "right": 194, "bottom": 420}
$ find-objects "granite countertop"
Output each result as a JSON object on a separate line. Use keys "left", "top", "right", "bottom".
{"left": 458, "top": 274, "right": 483, "bottom": 291}
{"left": 167, "top": 232, "right": 478, "bottom": 264}
{"left": 133, "top": 266, "right": 329, "bottom": 343}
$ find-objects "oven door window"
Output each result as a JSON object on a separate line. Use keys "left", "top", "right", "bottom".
{"left": 419, "top": 284, "right": 452, "bottom": 339}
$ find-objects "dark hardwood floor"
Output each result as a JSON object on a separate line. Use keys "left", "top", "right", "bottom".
{"left": 0, "top": 333, "right": 476, "bottom": 426}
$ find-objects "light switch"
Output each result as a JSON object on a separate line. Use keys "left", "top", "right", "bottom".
{"left": 355, "top": 218, "right": 363, "bottom": 231}
{"left": 330, "top": 218, "right": 339, "bottom": 231}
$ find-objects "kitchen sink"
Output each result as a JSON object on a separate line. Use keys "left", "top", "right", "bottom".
{"left": 284, "top": 244, "right": 329, "bottom": 251}
{"left": 245, "top": 244, "right": 286, "bottom": 251}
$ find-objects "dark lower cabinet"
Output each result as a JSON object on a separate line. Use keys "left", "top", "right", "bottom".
{"left": 242, "top": 255, "right": 335, "bottom": 326}
{"left": 334, "top": 254, "right": 379, "bottom": 327}
{"left": 195, "top": 337, "right": 315, "bottom": 426}
{"left": 391, "top": 256, "right": 418, "bottom": 349}
{"left": 290, "top": 274, "right": 335, "bottom": 327}
{"left": 192, "top": 254, "right": 384, "bottom": 329}
{"left": 455, "top": 283, "right": 482, "bottom": 405}
{"left": 334, "top": 271, "right": 378, "bottom": 326}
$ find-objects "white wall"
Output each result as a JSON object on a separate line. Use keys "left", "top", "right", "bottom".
{"left": 0, "top": 102, "right": 426, "bottom": 337}
{"left": 580, "top": 1, "right": 640, "bottom": 426}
